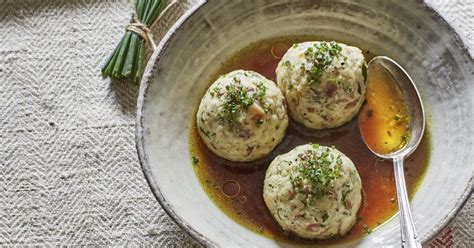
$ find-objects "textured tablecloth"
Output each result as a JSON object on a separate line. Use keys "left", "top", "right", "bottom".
{"left": 0, "top": 0, "right": 472, "bottom": 246}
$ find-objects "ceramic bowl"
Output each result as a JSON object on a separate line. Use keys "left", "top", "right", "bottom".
{"left": 136, "top": 0, "right": 473, "bottom": 246}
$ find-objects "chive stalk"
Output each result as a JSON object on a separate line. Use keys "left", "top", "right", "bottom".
{"left": 101, "top": 0, "right": 168, "bottom": 83}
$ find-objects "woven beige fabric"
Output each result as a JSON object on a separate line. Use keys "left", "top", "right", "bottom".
{"left": 0, "top": 0, "right": 471, "bottom": 246}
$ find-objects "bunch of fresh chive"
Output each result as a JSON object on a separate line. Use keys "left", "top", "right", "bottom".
{"left": 102, "top": 0, "right": 168, "bottom": 83}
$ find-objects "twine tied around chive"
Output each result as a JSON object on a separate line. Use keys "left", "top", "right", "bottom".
{"left": 126, "top": 15, "right": 156, "bottom": 50}
{"left": 101, "top": 0, "right": 180, "bottom": 83}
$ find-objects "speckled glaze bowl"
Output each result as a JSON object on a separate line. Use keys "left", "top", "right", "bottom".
{"left": 136, "top": 0, "right": 473, "bottom": 246}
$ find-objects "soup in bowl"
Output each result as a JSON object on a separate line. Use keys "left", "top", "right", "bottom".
{"left": 136, "top": 0, "right": 473, "bottom": 246}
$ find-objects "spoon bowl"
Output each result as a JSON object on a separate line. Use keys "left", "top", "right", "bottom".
{"left": 362, "top": 56, "right": 426, "bottom": 248}
{"left": 366, "top": 56, "right": 426, "bottom": 159}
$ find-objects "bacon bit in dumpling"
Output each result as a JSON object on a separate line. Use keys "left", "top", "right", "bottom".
{"left": 238, "top": 129, "right": 251, "bottom": 138}
{"left": 325, "top": 84, "right": 338, "bottom": 97}
{"left": 247, "top": 103, "right": 266, "bottom": 121}
{"left": 306, "top": 223, "right": 321, "bottom": 232}
{"left": 288, "top": 189, "right": 295, "bottom": 199}
{"left": 345, "top": 100, "right": 357, "bottom": 109}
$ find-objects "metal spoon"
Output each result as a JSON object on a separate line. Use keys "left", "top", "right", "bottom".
{"left": 362, "top": 56, "right": 425, "bottom": 248}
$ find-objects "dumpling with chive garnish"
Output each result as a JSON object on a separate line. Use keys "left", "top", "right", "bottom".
{"left": 276, "top": 41, "right": 367, "bottom": 129}
{"left": 196, "top": 70, "right": 288, "bottom": 162}
{"left": 263, "top": 144, "right": 362, "bottom": 239}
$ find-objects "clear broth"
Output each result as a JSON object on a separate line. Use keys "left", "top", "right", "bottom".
{"left": 189, "top": 37, "right": 430, "bottom": 245}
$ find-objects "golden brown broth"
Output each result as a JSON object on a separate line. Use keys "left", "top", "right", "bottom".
{"left": 359, "top": 64, "right": 411, "bottom": 154}
{"left": 189, "top": 37, "right": 430, "bottom": 244}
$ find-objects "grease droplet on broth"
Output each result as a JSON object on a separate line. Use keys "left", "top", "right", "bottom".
{"left": 222, "top": 180, "right": 241, "bottom": 197}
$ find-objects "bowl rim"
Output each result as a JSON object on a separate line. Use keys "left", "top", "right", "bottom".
{"left": 135, "top": 0, "right": 473, "bottom": 246}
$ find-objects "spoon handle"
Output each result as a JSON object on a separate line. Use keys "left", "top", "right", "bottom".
{"left": 393, "top": 156, "right": 421, "bottom": 248}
